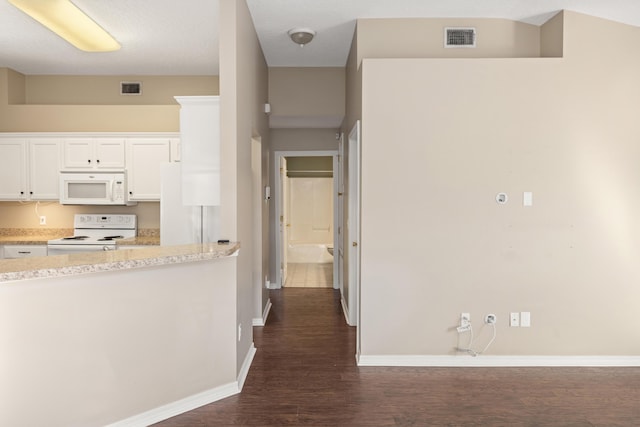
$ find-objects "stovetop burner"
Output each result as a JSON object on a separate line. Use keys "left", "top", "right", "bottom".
{"left": 62, "top": 235, "right": 89, "bottom": 240}
{"left": 98, "top": 235, "right": 124, "bottom": 241}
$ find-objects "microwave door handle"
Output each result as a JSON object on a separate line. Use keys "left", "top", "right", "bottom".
{"left": 109, "top": 180, "right": 115, "bottom": 202}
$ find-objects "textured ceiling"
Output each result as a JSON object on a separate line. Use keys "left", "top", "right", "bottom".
{"left": 2, "top": 0, "right": 640, "bottom": 75}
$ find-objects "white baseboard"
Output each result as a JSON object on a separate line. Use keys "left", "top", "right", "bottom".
{"left": 238, "top": 343, "right": 257, "bottom": 390}
{"left": 340, "top": 295, "right": 350, "bottom": 325}
{"left": 108, "top": 344, "right": 258, "bottom": 427}
{"left": 357, "top": 355, "right": 640, "bottom": 367}
{"left": 252, "top": 298, "right": 272, "bottom": 326}
{"left": 106, "top": 382, "right": 240, "bottom": 427}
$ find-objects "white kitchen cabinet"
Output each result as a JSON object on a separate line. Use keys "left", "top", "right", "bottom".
{"left": 0, "top": 138, "right": 60, "bottom": 201}
{"left": 174, "top": 96, "right": 220, "bottom": 206}
{"left": 0, "top": 139, "right": 27, "bottom": 200}
{"left": 126, "top": 138, "right": 172, "bottom": 201}
{"left": 62, "top": 138, "right": 125, "bottom": 170}
{"left": 3, "top": 245, "right": 47, "bottom": 259}
{"left": 30, "top": 139, "right": 62, "bottom": 199}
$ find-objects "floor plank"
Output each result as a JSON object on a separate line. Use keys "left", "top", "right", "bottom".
{"left": 154, "top": 288, "right": 640, "bottom": 426}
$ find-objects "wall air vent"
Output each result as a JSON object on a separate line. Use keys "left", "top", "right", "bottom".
{"left": 120, "top": 81, "right": 142, "bottom": 95}
{"left": 444, "top": 27, "right": 476, "bottom": 48}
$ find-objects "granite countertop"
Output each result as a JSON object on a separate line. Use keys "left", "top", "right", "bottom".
{"left": 0, "top": 228, "right": 73, "bottom": 245}
{"left": 116, "top": 236, "right": 161, "bottom": 246}
{"left": 0, "top": 228, "right": 161, "bottom": 246}
{"left": 0, "top": 242, "right": 240, "bottom": 283}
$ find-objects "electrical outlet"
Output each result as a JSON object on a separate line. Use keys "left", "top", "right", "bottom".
{"left": 510, "top": 312, "right": 520, "bottom": 327}
{"left": 456, "top": 324, "right": 471, "bottom": 333}
{"left": 460, "top": 312, "right": 470, "bottom": 327}
{"left": 485, "top": 313, "right": 497, "bottom": 324}
{"left": 39, "top": 216, "right": 46, "bottom": 225}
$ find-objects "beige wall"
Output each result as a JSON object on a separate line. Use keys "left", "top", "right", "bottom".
{"left": 541, "top": 11, "right": 564, "bottom": 57}
{"left": 219, "top": 0, "right": 270, "bottom": 372}
{"left": 0, "top": 68, "right": 218, "bottom": 132}
{"left": 358, "top": 11, "right": 640, "bottom": 358}
{"left": 0, "top": 202, "right": 160, "bottom": 230}
{"left": 268, "top": 67, "right": 345, "bottom": 128}
{"left": 1, "top": 257, "right": 238, "bottom": 427}
{"left": 7, "top": 68, "right": 25, "bottom": 104}
{"left": 24, "top": 75, "right": 218, "bottom": 105}
{"left": 356, "top": 18, "right": 541, "bottom": 65}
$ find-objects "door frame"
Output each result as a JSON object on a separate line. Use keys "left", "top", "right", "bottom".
{"left": 347, "top": 121, "right": 361, "bottom": 331}
{"left": 274, "top": 150, "right": 340, "bottom": 289}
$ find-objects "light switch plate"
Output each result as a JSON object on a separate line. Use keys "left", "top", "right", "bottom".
{"left": 521, "top": 311, "right": 531, "bottom": 327}
{"left": 523, "top": 192, "right": 533, "bottom": 207}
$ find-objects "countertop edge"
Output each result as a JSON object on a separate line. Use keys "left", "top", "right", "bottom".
{"left": 0, "top": 242, "right": 239, "bottom": 284}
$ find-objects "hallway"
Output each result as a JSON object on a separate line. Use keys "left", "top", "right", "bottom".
{"left": 284, "top": 263, "right": 333, "bottom": 288}
{"left": 155, "top": 288, "right": 640, "bottom": 426}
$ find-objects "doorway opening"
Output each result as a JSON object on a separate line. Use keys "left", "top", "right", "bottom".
{"left": 274, "top": 150, "right": 341, "bottom": 291}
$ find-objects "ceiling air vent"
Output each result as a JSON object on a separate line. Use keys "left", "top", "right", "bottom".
{"left": 120, "top": 81, "right": 142, "bottom": 95}
{"left": 444, "top": 27, "right": 476, "bottom": 48}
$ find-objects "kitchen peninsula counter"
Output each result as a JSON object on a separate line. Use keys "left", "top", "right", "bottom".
{"left": 0, "top": 242, "right": 239, "bottom": 283}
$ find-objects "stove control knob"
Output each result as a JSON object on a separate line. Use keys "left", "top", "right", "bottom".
{"left": 103, "top": 246, "right": 113, "bottom": 251}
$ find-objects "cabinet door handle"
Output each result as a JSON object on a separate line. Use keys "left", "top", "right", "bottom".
{"left": 30, "top": 191, "right": 33, "bottom": 195}
{"left": 88, "top": 159, "right": 91, "bottom": 163}
{"left": 18, "top": 251, "right": 31, "bottom": 254}
{"left": 97, "top": 159, "right": 100, "bottom": 163}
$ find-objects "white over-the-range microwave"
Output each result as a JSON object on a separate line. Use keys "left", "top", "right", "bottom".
{"left": 59, "top": 171, "right": 137, "bottom": 206}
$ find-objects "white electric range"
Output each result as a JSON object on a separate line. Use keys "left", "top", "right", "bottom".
{"left": 47, "top": 214, "right": 137, "bottom": 255}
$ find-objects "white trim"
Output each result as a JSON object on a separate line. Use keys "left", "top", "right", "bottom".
{"left": 0, "top": 131, "right": 180, "bottom": 138}
{"left": 341, "top": 295, "right": 353, "bottom": 326}
{"left": 106, "top": 382, "right": 240, "bottom": 427}
{"left": 274, "top": 150, "right": 339, "bottom": 290}
{"left": 252, "top": 298, "right": 272, "bottom": 326}
{"left": 356, "top": 355, "right": 640, "bottom": 367}
{"left": 237, "top": 344, "right": 257, "bottom": 390}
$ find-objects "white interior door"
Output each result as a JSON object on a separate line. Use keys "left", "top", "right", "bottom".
{"left": 280, "top": 157, "right": 289, "bottom": 286}
{"left": 334, "top": 149, "right": 343, "bottom": 291}
{"left": 347, "top": 121, "right": 361, "bottom": 329}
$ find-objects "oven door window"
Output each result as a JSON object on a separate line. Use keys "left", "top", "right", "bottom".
{"left": 67, "top": 182, "right": 108, "bottom": 199}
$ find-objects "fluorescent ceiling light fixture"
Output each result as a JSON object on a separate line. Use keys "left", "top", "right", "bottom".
{"left": 8, "top": 0, "right": 120, "bottom": 52}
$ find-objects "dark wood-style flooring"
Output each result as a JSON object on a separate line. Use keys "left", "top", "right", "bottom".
{"left": 155, "top": 288, "right": 640, "bottom": 426}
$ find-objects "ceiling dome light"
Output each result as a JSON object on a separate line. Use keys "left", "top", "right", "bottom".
{"left": 288, "top": 28, "right": 315, "bottom": 47}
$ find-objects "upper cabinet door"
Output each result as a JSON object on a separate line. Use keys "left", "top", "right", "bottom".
{"left": 62, "top": 138, "right": 125, "bottom": 170}
{"left": 29, "top": 139, "right": 61, "bottom": 200}
{"left": 0, "top": 139, "right": 28, "bottom": 200}
{"left": 126, "top": 139, "right": 171, "bottom": 201}
{"left": 94, "top": 138, "right": 126, "bottom": 169}
{"left": 62, "top": 138, "right": 93, "bottom": 169}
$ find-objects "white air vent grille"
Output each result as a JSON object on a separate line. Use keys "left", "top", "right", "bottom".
{"left": 445, "top": 27, "right": 476, "bottom": 48}
{"left": 120, "top": 81, "right": 142, "bottom": 95}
